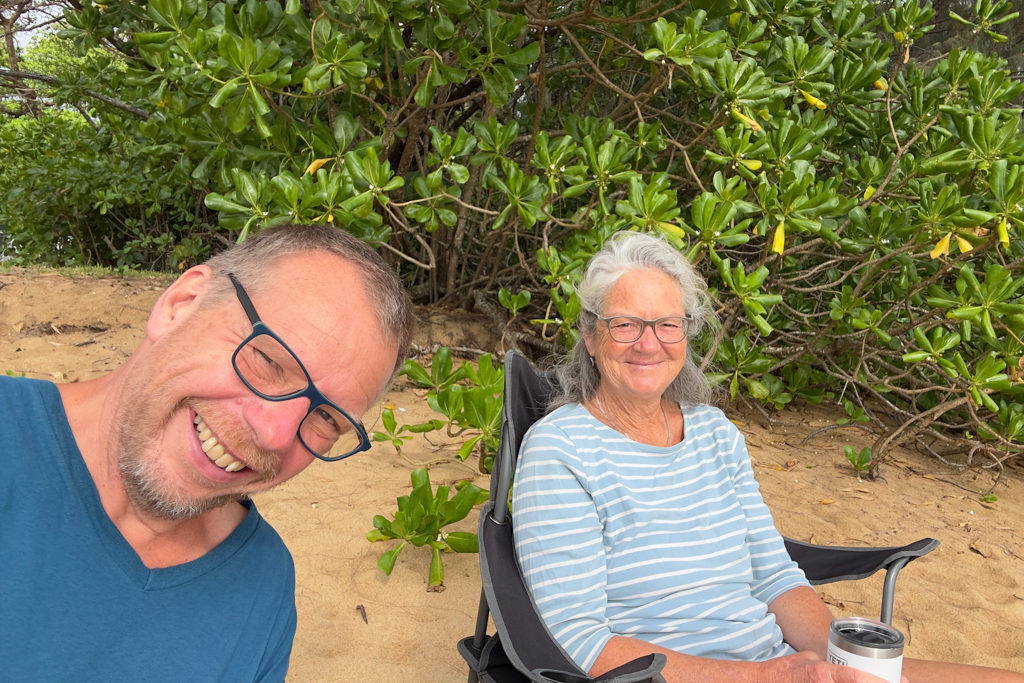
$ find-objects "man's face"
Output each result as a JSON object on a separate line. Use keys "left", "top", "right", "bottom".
{"left": 114, "top": 252, "right": 399, "bottom": 520}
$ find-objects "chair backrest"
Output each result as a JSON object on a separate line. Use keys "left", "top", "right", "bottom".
{"left": 478, "top": 351, "right": 593, "bottom": 680}
{"left": 489, "top": 351, "right": 557, "bottom": 523}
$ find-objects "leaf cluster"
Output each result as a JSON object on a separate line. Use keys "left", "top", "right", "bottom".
{"left": 387, "top": 348, "right": 504, "bottom": 471}
{"left": 367, "top": 467, "right": 487, "bottom": 589}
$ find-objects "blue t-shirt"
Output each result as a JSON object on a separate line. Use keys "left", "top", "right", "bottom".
{"left": 0, "top": 377, "right": 297, "bottom": 681}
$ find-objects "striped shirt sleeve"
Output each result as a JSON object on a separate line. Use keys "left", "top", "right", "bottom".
{"left": 722, "top": 420, "right": 808, "bottom": 606}
{"left": 512, "top": 417, "right": 615, "bottom": 670}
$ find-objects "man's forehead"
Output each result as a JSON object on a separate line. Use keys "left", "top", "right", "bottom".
{"left": 250, "top": 260, "right": 395, "bottom": 400}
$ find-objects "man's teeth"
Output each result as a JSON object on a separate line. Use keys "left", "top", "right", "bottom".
{"left": 194, "top": 415, "right": 247, "bottom": 473}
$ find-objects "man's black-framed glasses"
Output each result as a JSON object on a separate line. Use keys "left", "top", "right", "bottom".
{"left": 597, "top": 314, "right": 695, "bottom": 344}
{"left": 227, "top": 272, "right": 371, "bottom": 462}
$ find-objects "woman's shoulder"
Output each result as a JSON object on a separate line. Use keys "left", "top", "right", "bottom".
{"left": 532, "top": 402, "right": 590, "bottom": 427}
{"left": 522, "top": 403, "right": 590, "bottom": 441}
{"left": 681, "top": 404, "right": 745, "bottom": 443}
{"left": 681, "top": 403, "right": 732, "bottom": 427}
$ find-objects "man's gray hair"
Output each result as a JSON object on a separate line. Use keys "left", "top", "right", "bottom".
{"left": 203, "top": 224, "right": 414, "bottom": 377}
{"left": 550, "top": 230, "right": 718, "bottom": 409}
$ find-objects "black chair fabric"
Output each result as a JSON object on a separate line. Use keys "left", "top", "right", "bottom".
{"left": 460, "top": 351, "right": 938, "bottom": 683}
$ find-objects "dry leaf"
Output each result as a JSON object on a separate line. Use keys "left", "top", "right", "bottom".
{"left": 818, "top": 498, "right": 835, "bottom": 505}
{"left": 305, "top": 157, "right": 331, "bottom": 175}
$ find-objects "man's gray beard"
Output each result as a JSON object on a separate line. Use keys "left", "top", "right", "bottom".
{"left": 118, "top": 454, "right": 244, "bottom": 521}
{"left": 116, "top": 414, "right": 245, "bottom": 521}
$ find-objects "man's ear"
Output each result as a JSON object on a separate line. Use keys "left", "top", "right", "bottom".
{"left": 146, "top": 265, "right": 214, "bottom": 341}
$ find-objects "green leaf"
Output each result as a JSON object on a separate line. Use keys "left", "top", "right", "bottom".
{"left": 209, "top": 77, "right": 243, "bottom": 108}
{"left": 377, "top": 542, "right": 406, "bottom": 575}
{"left": 428, "top": 545, "right": 444, "bottom": 587}
{"left": 444, "top": 531, "right": 479, "bottom": 553}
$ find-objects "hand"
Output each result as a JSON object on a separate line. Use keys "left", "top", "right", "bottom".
{"left": 764, "top": 651, "right": 893, "bottom": 683}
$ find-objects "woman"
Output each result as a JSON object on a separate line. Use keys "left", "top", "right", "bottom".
{"left": 511, "top": 231, "right": 1021, "bottom": 682}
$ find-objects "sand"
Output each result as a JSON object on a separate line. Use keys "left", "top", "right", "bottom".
{"left": 1, "top": 268, "right": 1021, "bottom": 681}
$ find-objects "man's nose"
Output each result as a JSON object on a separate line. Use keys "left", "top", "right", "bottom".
{"left": 243, "top": 396, "right": 309, "bottom": 452}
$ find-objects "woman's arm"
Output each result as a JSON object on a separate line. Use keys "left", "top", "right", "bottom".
{"left": 512, "top": 418, "right": 617, "bottom": 670}
{"left": 768, "top": 585, "right": 835, "bottom": 658}
{"left": 590, "top": 635, "right": 885, "bottom": 683}
{"left": 722, "top": 420, "right": 812, "bottom": 606}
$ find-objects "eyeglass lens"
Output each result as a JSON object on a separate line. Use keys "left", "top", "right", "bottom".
{"left": 234, "top": 333, "right": 366, "bottom": 458}
{"left": 605, "top": 316, "right": 689, "bottom": 343}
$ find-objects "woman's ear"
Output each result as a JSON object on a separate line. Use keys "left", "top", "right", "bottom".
{"left": 583, "top": 329, "right": 596, "bottom": 358}
{"left": 146, "top": 265, "right": 214, "bottom": 341}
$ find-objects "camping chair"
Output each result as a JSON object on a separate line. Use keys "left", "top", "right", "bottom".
{"left": 459, "top": 351, "right": 939, "bottom": 683}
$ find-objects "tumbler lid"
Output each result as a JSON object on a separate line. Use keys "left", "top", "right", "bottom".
{"left": 829, "top": 617, "right": 904, "bottom": 658}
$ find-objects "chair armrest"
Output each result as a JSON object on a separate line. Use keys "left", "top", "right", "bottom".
{"left": 784, "top": 536, "right": 939, "bottom": 625}
{"left": 532, "top": 652, "right": 667, "bottom": 683}
{"left": 590, "top": 653, "right": 667, "bottom": 683}
{"left": 784, "top": 537, "right": 939, "bottom": 585}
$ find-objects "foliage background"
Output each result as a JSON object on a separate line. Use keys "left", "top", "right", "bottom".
{"left": 2, "top": 0, "right": 1022, "bottom": 476}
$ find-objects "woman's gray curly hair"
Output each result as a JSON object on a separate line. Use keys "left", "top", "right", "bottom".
{"left": 550, "top": 230, "right": 719, "bottom": 409}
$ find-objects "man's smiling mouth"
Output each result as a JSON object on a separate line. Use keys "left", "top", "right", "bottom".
{"left": 193, "top": 415, "right": 248, "bottom": 472}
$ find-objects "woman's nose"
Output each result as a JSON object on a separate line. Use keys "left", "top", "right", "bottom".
{"left": 634, "top": 323, "right": 661, "bottom": 349}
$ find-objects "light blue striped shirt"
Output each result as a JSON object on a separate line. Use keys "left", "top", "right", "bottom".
{"left": 512, "top": 403, "right": 809, "bottom": 672}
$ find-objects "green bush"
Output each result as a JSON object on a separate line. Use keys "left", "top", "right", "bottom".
{"left": 0, "top": 109, "right": 212, "bottom": 269}
{"left": 2, "top": 0, "right": 1021, "bottom": 469}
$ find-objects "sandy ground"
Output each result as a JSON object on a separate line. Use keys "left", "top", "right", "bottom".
{"left": 1, "top": 268, "right": 1022, "bottom": 681}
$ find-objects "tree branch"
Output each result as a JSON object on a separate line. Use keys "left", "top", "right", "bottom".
{"left": 0, "top": 68, "right": 151, "bottom": 119}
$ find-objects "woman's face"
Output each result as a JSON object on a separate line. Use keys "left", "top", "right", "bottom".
{"left": 584, "top": 268, "right": 688, "bottom": 404}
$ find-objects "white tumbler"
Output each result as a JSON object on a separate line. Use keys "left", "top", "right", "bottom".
{"left": 827, "top": 617, "right": 904, "bottom": 683}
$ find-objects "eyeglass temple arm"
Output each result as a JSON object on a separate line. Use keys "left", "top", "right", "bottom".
{"left": 226, "top": 272, "right": 262, "bottom": 325}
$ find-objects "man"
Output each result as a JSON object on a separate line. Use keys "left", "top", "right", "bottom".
{"left": 0, "top": 224, "right": 414, "bottom": 680}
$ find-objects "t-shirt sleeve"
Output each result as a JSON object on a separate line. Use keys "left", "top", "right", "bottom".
{"left": 725, "top": 421, "right": 809, "bottom": 605}
{"left": 511, "top": 419, "right": 614, "bottom": 672}
{"left": 255, "top": 542, "right": 298, "bottom": 682}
